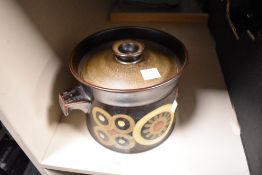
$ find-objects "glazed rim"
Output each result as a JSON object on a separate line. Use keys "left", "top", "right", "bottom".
{"left": 69, "top": 26, "right": 189, "bottom": 93}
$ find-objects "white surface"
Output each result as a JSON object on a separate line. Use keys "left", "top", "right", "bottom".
{"left": 140, "top": 68, "right": 161, "bottom": 80}
{"left": 45, "top": 169, "right": 83, "bottom": 175}
{"left": 0, "top": 1, "right": 63, "bottom": 174}
{"left": 170, "top": 100, "right": 178, "bottom": 112}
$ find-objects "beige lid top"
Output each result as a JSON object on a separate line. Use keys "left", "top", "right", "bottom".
{"left": 79, "top": 39, "right": 180, "bottom": 90}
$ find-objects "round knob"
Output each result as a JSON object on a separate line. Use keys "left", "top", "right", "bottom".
{"left": 112, "top": 40, "right": 144, "bottom": 64}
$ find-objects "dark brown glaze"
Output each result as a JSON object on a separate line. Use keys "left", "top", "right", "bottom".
{"left": 79, "top": 40, "right": 179, "bottom": 90}
{"left": 69, "top": 26, "right": 188, "bottom": 93}
{"left": 87, "top": 88, "right": 178, "bottom": 153}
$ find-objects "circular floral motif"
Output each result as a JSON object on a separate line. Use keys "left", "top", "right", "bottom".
{"left": 141, "top": 112, "right": 171, "bottom": 140}
{"left": 133, "top": 104, "right": 175, "bottom": 145}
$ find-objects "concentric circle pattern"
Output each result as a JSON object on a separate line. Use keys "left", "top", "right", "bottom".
{"left": 94, "top": 126, "right": 114, "bottom": 146}
{"left": 113, "top": 134, "right": 135, "bottom": 150}
{"left": 92, "top": 107, "right": 112, "bottom": 129}
{"left": 112, "top": 114, "right": 135, "bottom": 134}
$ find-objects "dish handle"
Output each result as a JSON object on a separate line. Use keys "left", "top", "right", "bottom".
{"left": 58, "top": 85, "right": 92, "bottom": 116}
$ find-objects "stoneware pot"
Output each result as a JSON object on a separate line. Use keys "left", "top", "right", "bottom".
{"left": 59, "top": 26, "right": 188, "bottom": 153}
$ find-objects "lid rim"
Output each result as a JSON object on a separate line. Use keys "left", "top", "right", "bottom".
{"left": 69, "top": 26, "right": 189, "bottom": 93}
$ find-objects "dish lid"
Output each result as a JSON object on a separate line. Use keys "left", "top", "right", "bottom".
{"left": 78, "top": 39, "right": 180, "bottom": 90}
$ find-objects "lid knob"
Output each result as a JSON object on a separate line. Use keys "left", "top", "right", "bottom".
{"left": 112, "top": 40, "right": 144, "bottom": 64}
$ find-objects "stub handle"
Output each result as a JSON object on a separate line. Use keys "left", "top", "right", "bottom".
{"left": 59, "top": 85, "right": 92, "bottom": 116}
